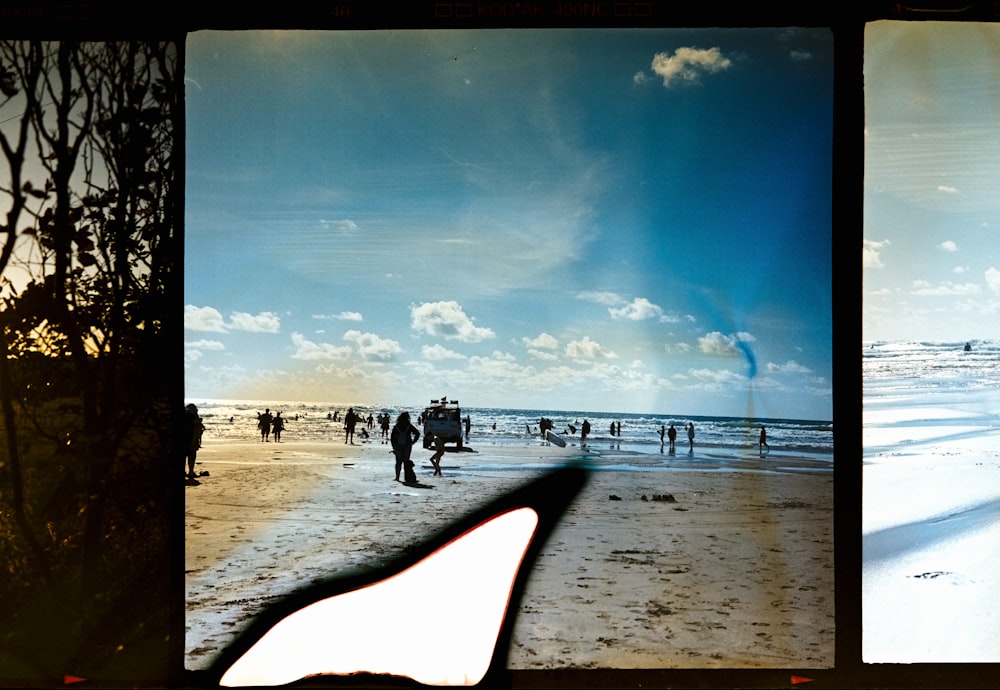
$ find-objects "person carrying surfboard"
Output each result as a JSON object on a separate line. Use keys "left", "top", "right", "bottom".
{"left": 391, "top": 411, "right": 421, "bottom": 483}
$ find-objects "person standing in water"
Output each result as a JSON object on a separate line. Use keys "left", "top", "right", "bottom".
{"left": 687, "top": 422, "right": 695, "bottom": 453}
{"left": 759, "top": 425, "right": 770, "bottom": 456}
{"left": 391, "top": 411, "right": 421, "bottom": 483}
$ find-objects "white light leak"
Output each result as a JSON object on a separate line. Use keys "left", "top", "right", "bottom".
{"left": 220, "top": 507, "right": 539, "bottom": 686}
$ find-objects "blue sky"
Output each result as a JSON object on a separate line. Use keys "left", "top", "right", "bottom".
{"left": 864, "top": 21, "right": 1000, "bottom": 343}
{"left": 184, "top": 28, "right": 832, "bottom": 420}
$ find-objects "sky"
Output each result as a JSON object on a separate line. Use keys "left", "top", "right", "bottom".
{"left": 864, "top": 21, "right": 1000, "bottom": 344}
{"left": 183, "top": 28, "right": 833, "bottom": 420}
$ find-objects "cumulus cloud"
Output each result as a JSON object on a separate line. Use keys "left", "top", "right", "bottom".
{"left": 290, "top": 332, "right": 352, "bottom": 361}
{"left": 863, "top": 238, "right": 890, "bottom": 268}
{"left": 229, "top": 311, "right": 281, "bottom": 333}
{"left": 939, "top": 240, "right": 957, "bottom": 252}
{"left": 410, "top": 301, "right": 495, "bottom": 342}
{"left": 986, "top": 266, "right": 1000, "bottom": 293}
{"left": 184, "top": 305, "right": 280, "bottom": 333}
{"left": 421, "top": 344, "right": 466, "bottom": 361}
{"left": 343, "top": 330, "right": 402, "bottom": 361}
{"left": 522, "top": 332, "right": 559, "bottom": 350}
{"left": 184, "top": 305, "right": 228, "bottom": 332}
{"left": 609, "top": 297, "right": 664, "bottom": 321}
{"left": 697, "top": 331, "right": 756, "bottom": 355}
{"left": 649, "top": 46, "right": 732, "bottom": 87}
{"left": 565, "top": 336, "right": 617, "bottom": 361}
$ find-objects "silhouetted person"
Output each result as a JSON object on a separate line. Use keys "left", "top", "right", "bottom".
{"left": 428, "top": 434, "right": 445, "bottom": 476}
{"left": 687, "top": 422, "right": 695, "bottom": 452}
{"left": 272, "top": 412, "right": 285, "bottom": 442}
{"left": 184, "top": 403, "right": 205, "bottom": 481}
{"left": 344, "top": 407, "right": 358, "bottom": 445}
{"left": 391, "top": 411, "right": 421, "bottom": 483}
{"left": 759, "top": 426, "right": 770, "bottom": 456}
{"left": 464, "top": 415, "right": 471, "bottom": 440}
{"left": 258, "top": 408, "right": 272, "bottom": 442}
{"left": 581, "top": 419, "right": 591, "bottom": 442}
{"left": 616, "top": 421, "right": 621, "bottom": 436}
{"left": 667, "top": 423, "right": 677, "bottom": 453}
{"left": 658, "top": 424, "right": 665, "bottom": 445}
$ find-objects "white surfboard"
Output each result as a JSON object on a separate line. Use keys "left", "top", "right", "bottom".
{"left": 545, "top": 429, "right": 567, "bottom": 447}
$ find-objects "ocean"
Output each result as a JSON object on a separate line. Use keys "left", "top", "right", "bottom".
{"left": 186, "top": 398, "right": 834, "bottom": 469}
{"left": 864, "top": 339, "right": 1000, "bottom": 393}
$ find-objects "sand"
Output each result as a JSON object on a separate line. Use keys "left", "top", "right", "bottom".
{"left": 863, "top": 399, "right": 1000, "bottom": 663}
{"left": 184, "top": 437, "right": 834, "bottom": 676}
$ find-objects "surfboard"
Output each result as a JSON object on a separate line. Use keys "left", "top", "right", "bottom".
{"left": 545, "top": 429, "right": 566, "bottom": 447}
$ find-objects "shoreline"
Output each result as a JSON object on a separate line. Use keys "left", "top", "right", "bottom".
{"left": 185, "top": 438, "right": 834, "bottom": 673}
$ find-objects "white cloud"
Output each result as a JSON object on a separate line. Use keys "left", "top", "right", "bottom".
{"left": 576, "top": 290, "right": 623, "bottom": 306}
{"left": 228, "top": 311, "right": 281, "bottom": 333}
{"left": 185, "top": 339, "right": 225, "bottom": 351}
{"left": 910, "top": 280, "right": 979, "bottom": 296}
{"left": 343, "top": 330, "right": 402, "bottom": 361}
{"left": 184, "top": 305, "right": 280, "bottom": 333}
{"left": 565, "top": 336, "right": 617, "bottom": 361}
{"left": 321, "top": 218, "right": 359, "bottom": 232}
{"left": 789, "top": 50, "right": 812, "bottom": 61}
{"left": 939, "top": 240, "right": 957, "bottom": 252}
{"left": 937, "top": 185, "right": 959, "bottom": 194}
{"left": 863, "top": 238, "right": 890, "bottom": 269}
{"left": 986, "top": 267, "right": 1000, "bottom": 293}
{"left": 522, "top": 332, "right": 559, "bottom": 350}
{"left": 313, "top": 311, "right": 363, "bottom": 322}
{"left": 697, "top": 331, "right": 756, "bottom": 355}
{"left": 410, "top": 301, "right": 495, "bottom": 342}
{"left": 766, "top": 360, "right": 812, "bottom": 375}
{"left": 609, "top": 297, "right": 663, "bottom": 321}
{"left": 421, "top": 344, "right": 466, "bottom": 361}
{"left": 290, "top": 332, "right": 352, "bottom": 361}
{"left": 649, "top": 46, "right": 732, "bottom": 87}
{"left": 184, "top": 305, "right": 228, "bottom": 332}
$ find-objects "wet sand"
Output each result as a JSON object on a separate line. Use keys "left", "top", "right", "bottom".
{"left": 185, "top": 437, "right": 834, "bottom": 674}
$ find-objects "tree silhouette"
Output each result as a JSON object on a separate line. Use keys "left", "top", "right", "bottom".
{"left": 0, "top": 40, "right": 181, "bottom": 683}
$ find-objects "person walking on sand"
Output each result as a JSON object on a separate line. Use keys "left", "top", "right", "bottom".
{"left": 272, "top": 412, "right": 285, "bottom": 442}
{"left": 391, "top": 411, "right": 421, "bottom": 483}
{"left": 428, "top": 433, "right": 445, "bottom": 476}
{"left": 344, "top": 407, "right": 358, "bottom": 445}
{"left": 184, "top": 403, "right": 205, "bottom": 481}
{"left": 258, "top": 408, "right": 272, "bottom": 442}
{"left": 759, "top": 425, "right": 770, "bottom": 456}
{"left": 687, "top": 422, "right": 695, "bottom": 453}
{"left": 667, "top": 423, "right": 677, "bottom": 453}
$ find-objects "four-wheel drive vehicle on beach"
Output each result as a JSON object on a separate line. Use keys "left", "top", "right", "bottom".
{"left": 422, "top": 398, "right": 463, "bottom": 449}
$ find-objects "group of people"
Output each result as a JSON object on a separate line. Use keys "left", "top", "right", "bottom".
{"left": 659, "top": 422, "right": 695, "bottom": 453}
{"left": 256, "top": 408, "right": 286, "bottom": 442}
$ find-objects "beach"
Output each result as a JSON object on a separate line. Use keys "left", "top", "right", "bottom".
{"left": 863, "top": 341, "right": 1000, "bottom": 662}
{"left": 185, "top": 436, "right": 834, "bottom": 676}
